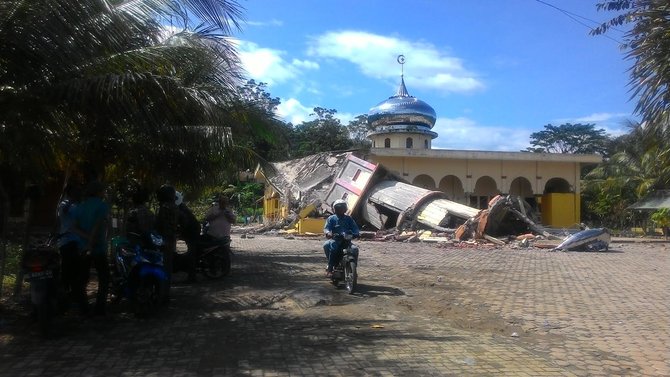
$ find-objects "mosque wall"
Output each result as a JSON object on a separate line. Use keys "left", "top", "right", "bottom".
{"left": 371, "top": 134, "right": 432, "bottom": 150}
{"left": 367, "top": 154, "right": 578, "bottom": 198}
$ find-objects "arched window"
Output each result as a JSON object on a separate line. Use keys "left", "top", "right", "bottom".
{"left": 424, "top": 139, "right": 429, "bottom": 149}
{"left": 406, "top": 137, "right": 413, "bottom": 148}
{"left": 373, "top": 140, "right": 376, "bottom": 148}
{"left": 384, "top": 138, "right": 391, "bottom": 148}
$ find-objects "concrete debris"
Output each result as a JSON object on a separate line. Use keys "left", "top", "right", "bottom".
{"left": 254, "top": 153, "right": 575, "bottom": 249}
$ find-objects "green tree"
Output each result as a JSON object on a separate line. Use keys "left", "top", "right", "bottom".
{"left": 347, "top": 114, "right": 372, "bottom": 150}
{"left": 292, "top": 107, "right": 353, "bottom": 158}
{"left": 589, "top": 123, "right": 669, "bottom": 196}
{"left": 0, "top": 0, "right": 275, "bottom": 203}
{"left": 582, "top": 177, "right": 636, "bottom": 229}
{"left": 650, "top": 208, "right": 670, "bottom": 239}
{"left": 582, "top": 122, "right": 670, "bottom": 228}
{"left": 592, "top": 1, "right": 670, "bottom": 134}
{"left": 525, "top": 123, "right": 610, "bottom": 155}
{"left": 234, "top": 80, "right": 292, "bottom": 162}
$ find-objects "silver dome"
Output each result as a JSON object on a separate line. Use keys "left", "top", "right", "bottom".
{"left": 367, "top": 77, "right": 437, "bottom": 130}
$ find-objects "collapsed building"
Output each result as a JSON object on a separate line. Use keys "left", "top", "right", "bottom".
{"left": 255, "top": 66, "right": 601, "bottom": 238}
{"left": 255, "top": 152, "right": 558, "bottom": 242}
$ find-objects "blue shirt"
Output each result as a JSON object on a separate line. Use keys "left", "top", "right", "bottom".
{"left": 75, "top": 197, "right": 110, "bottom": 255}
{"left": 323, "top": 214, "right": 360, "bottom": 238}
{"left": 57, "top": 199, "right": 80, "bottom": 248}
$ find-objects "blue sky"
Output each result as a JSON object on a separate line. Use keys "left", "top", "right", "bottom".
{"left": 233, "top": 0, "right": 635, "bottom": 151}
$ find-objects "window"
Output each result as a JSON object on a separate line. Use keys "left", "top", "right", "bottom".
{"left": 384, "top": 138, "right": 391, "bottom": 148}
{"left": 424, "top": 139, "right": 429, "bottom": 149}
{"left": 406, "top": 137, "right": 413, "bottom": 148}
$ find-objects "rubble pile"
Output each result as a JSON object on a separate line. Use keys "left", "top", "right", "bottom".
{"left": 254, "top": 153, "right": 610, "bottom": 251}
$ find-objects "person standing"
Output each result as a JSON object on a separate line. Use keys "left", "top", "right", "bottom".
{"left": 75, "top": 181, "right": 110, "bottom": 317}
{"left": 125, "top": 187, "right": 155, "bottom": 244}
{"left": 175, "top": 191, "right": 200, "bottom": 283}
{"left": 57, "top": 183, "right": 89, "bottom": 315}
{"left": 155, "top": 185, "right": 178, "bottom": 301}
{"left": 204, "top": 194, "right": 236, "bottom": 243}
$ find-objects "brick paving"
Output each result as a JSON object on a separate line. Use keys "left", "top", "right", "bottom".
{"left": 0, "top": 234, "right": 668, "bottom": 376}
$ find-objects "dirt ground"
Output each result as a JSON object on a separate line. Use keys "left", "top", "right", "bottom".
{"left": 255, "top": 237, "right": 540, "bottom": 340}
{"left": 1, "top": 233, "right": 668, "bottom": 376}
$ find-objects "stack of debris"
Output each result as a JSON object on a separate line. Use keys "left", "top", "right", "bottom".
{"left": 453, "top": 195, "right": 560, "bottom": 244}
{"left": 255, "top": 153, "right": 610, "bottom": 251}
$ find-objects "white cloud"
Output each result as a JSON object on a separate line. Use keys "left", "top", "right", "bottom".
{"left": 574, "top": 112, "right": 629, "bottom": 123}
{"left": 237, "top": 41, "right": 296, "bottom": 85}
{"left": 554, "top": 112, "right": 636, "bottom": 137}
{"left": 292, "top": 59, "right": 319, "bottom": 70}
{"left": 336, "top": 111, "right": 355, "bottom": 125}
{"left": 245, "top": 19, "right": 283, "bottom": 27}
{"left": 307, "top": 31, "right": 484, "bottom": 94}
{"left": 276, "top": 98, "right": 355, "bottom": 126}
{"left": 237, "top": 40, "right": 320, "bottom": 87}
{"left": 432, "top": 117, "right": 533, "bottom": 151}
{"left": 276, "top": 98, "right": 312, "bottom": 125}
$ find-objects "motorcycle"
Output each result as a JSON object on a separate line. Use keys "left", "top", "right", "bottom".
{"left": 21, "top": 234, "right": 63, "bottom": 337}
{"left": 173, "top": 233, "right": 232, "bottom": 279}
{"left": 111, "top": 232, "right": 168, "bottom": 317}
{"left": 329, "top": 232, "right": 359, "bottom": 294}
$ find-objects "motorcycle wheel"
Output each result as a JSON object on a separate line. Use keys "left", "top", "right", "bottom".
{"left": 133, "top": 276, "right": 161, "bottom": 318}
{"left": 36, "top": 300, "right": 52, "bottom": 337}
{"left": 202, "top": 250, "right": 231, "bottom": 279}
{"left": 344, "top": 261, "right": 357, "bottom": 294}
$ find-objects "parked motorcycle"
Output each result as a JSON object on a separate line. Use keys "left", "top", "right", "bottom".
{"left": 173, "top": 233, "right": 232, "bottom": 279}
{"left": 329, "top": 233, "right": 359, "bottom": 294}
{"left": 111, "top": 232, "right": 168, "bottom": 317}
{"left": 21, "top": 234, "right": 63, "bottom": 337}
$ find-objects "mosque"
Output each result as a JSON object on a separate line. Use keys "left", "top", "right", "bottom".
{"left": 362, "top": 73, "right": 600, "bottom": 227}
{"left": 257, "top": 64, "right": 601, "bottom": 228}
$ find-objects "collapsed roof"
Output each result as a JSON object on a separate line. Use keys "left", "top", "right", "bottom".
{"left": 256, "top": 151, "right": 358, "bottom": 213}
{"left": 259, "top": 152, "right": 555, "bottom": 240}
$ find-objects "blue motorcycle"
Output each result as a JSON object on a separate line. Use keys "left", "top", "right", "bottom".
{"left": 111, "top": 232, "right": 167, "bottom": 317}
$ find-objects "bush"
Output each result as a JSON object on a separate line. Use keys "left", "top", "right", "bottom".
{"left": 650, "top": 208, "right": 670, "bottom": 238}
{"left": 1, "top": 241, "right": 24, "bottom": 297}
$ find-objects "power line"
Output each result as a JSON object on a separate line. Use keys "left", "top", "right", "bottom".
{"left": 534, "top": 0, "right": 624, "bottom": 45}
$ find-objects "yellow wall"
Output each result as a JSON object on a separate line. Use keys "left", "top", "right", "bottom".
{"left": 263, "top": 197, "right": 281, "bottom": 222}
{"left": 369, "top": 155, "right": 578, "bottom": 197}
{"left": 541, "top": 193, "right": 578, "bottom": 227}
{"left": 298, "top": 218, "right": 326, "bottom": 234}
{"left": 368, "top": 153, "right": 584, "bottom": 226}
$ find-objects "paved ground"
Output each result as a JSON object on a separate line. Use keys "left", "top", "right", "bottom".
{"left": 0, "top": 234, "right": 668, "bottom": 376}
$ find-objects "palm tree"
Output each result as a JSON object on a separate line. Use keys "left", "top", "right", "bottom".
{"left": 583, "top": 122, "right": 670, "bottom": 227}
{"left": 0, "top": 0, "right": 278, "bottom": 199}
{"left": 0, "top": 1, "right": 284, "bottom": 291}
{"left": 593, "top": 1, "right": 670, "bottom": 133}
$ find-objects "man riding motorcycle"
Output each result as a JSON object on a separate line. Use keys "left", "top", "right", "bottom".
{"left": 323, "top": 199, "right": 360, "bottom": 277}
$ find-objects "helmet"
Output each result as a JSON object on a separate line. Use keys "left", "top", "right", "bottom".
{"left": 333, "top": 199, "right": 348, "bottom": 212}
{"left": 175, "top": 191, "right": 183, "bottom": 206}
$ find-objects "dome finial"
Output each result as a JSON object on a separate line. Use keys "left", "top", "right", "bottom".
{"left": 397, "top": 54, "right": 405, "bottom": 75}
{"left": 395, "top": 55, "right": 409, "bottom": 97}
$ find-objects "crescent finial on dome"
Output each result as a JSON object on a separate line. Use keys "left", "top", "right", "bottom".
{"left": 395, "top": 76, "right": 410, "bottom": 98}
